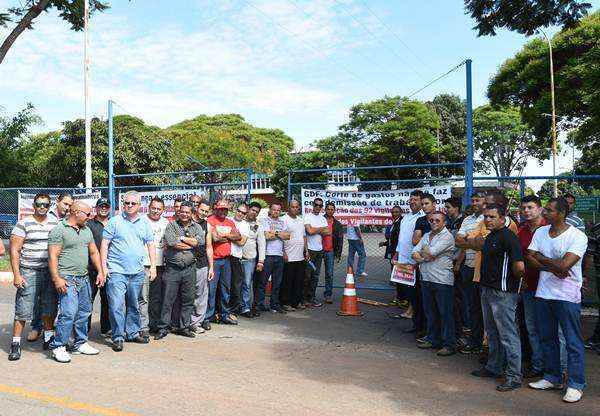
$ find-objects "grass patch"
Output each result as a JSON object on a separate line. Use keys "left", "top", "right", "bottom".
{"left": 0, "top": 256, "right": 12, "bottom": 272}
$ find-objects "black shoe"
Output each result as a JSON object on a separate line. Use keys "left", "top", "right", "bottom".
{"left": 257, "top": 305, "right": 270, "bottom": 312}
{"left": 523, "top": 368, "right": 544, "bottom": 379}
{"left": 471, "top": 368, "right": 501, "bottom": 378}
{"left": 221, "top": 316, "right": 238, "bottom": 325}
{"left": 177, "top": 328, "right": 196, "bottom": 338}
{"left": 402, "top": 327, "right": 418, "bottom": 334}
{"left": 270, "top": 307, "right": 286, "bottom": 314}
{"left": 251, "top": 310, "right": 261, "bottom": 318}
{"left": 201, "top": 321, "right": 212, "bottom": 331}
{"left": 126, "top": 335, "right": 149, "bottom": 344}
{"left": 43, "top": 336, "right": 53, "bottom": 351}
{"left": 458, "top": 344, "right": 482, "bottom": 355}
{"left": 112, "top": 340, "right": 124, "bottom": 352}
{"left": 8, "top": 342, "right": 21, "bottom": 361}
{"left": 148, "top": 327, "right": 159, "bottom": 335}
{"left": 241, "top": 311, "right": 254, "bottom": 319}
{"left": 154, "top": 330, "right": 169, "bottom": 340}
{"left": 496, "top": 381, "right": 522, "bottom": 392}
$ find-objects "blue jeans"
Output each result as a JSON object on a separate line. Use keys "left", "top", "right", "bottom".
{"left": 421, "top": 281, "right": 455, "bottom": 348}
{"left": 347, "top": 239, "right": 366, "bottom": 276}
{"left": 457, "top": 271, "right": 471, "bottom": 329}
{"left": 535, "top": 298, "right": 586, "bottom": 390}
{"left": 522, "top": 291, "right": 543, "bottom": 373}
{"left": 480, "top": 286, "right": 522, "bottom": 383}
{"left": 323, "top": 251, "right": 335, "bottom": 298}
{"left": 207, "top": 257, "right": 232, "bottom": 321}
{"left": 257, "top": 255, "right": 284, "bottom": 309}
{"left": 241, "top": 259, "right": 256, "bottom": 313}
{"left": 50, "top": 275, "right": 92, "bottom": 349}
{"left": 106, "top": 271, "right": 145, "bottom": 342}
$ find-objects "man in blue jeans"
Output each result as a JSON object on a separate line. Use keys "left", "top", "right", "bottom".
{"left": 347, "top": 224, "right": 367, "bottom": 280}
{"left": 101, "top": 191, "right": 156, "bottom": 352}
{"left": 471, "top": 203, "right": 525, "bottom": 392}
{"left": 48, "top": 202, "right": 104, "bottom": 363}
{"left": 412, "top": 212, "right": 456, "bottom": 356}
{"left": 322, "top": 202, "right": 343, "bottom": 303}
{"left": 527, "top": 197, "right": 588, "bottom": 403}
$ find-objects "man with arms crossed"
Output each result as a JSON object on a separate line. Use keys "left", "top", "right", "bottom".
{"left": 527, "top": 197, "right": 588, "bottom": 403}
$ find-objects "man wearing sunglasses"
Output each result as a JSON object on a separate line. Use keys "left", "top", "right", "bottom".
{"left": 412, "top": 212, "right": 456, "bottom": 357}
{"left": 47, "top": 202, "right": 104, "bottom": 363}
{"left": 8, "top": 193, "right": 59, "bottom": 361}
{"left": 241, "top": 202, "right": 265, "bottom": 318}
{"left": 87, "top": 198, "right": 112, "bottom": 337}
{"left": 303, "top": 198, "right": 330, "bottom": 307}
{"left": 230, "top": 203, "right": 249, "bottom": 315}
{"left": 101, "top": 191, "right": 156, "bottom": 352}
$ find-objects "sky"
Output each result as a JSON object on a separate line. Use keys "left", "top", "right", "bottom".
{"left": 1, "top": 0, "right": 598, "bottom": 182}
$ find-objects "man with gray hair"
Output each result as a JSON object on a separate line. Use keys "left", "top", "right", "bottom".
{"left": 101, "top": 191, "right": 156, "bottom": 352}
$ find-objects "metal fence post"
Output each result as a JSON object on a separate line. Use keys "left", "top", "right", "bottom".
{"left": 247, "top": 168, "right": 253, "bottom": 202}
{"left": 108, "top": 100, "right": 115, "bottom": 215}
{"left": 519, "top": 179, "right": 526, "bottom": 198}
{"left": 287, "top": 170, "right": 292, "bottom": 204}
{"left": 464, "top": 59, "right": 474, "bottom": 205}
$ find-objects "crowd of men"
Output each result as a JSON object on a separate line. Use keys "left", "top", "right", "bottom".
{"left": 383, "top": 189, "right": 594, "bottom": 404}
{"left": 3, "top": 188, "right": 597, "bottom": 405}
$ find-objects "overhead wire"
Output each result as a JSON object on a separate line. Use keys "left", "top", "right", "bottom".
{"left": 331, "top": 0, "right": 426, "bottom": 81}
{"left": 358, "top": 0, "right": 431, "bottom": 71}
{"left": 240, "top": 0, "right": 387, "bottom": 96}
{"left": 284, "top": 0, "right": 401, "bottom": 80}
{"left": 406, "top": 60, "right": 466, "bottom": 99}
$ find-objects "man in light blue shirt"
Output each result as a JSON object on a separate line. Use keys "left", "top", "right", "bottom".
{"left": 101, "top": 191, "right": 156, "bottom": 352}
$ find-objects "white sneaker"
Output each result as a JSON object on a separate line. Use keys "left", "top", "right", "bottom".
{"left": 74, "top": 342, "right": 99, "bottom": 355}
{"left": 52, "top": 346, "right": 71, "bottom": 363}
{"left": 360, "top": 272, "right": 368, "bottom": 277}
{"left": 528, "top": 379, "right": 564, "bottom": 390}
{"left": 563, "top": 387, "right": 583, "bottom": 403}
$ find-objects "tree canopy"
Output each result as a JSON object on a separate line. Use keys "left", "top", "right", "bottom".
{"left": 487, "top": 10, "right": 600, "bottom": 175}
{"left": 465, "top": 0, "right": 592, "bottom": 36}
{"left": 0, "top": 0, "right": 110, "bottom": 64}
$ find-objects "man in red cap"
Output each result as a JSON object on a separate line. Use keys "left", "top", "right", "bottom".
{"left": 205, "top": 200, "right": 241, "bottom": 326}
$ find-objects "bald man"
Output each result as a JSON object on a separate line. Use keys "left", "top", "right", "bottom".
{"left": 47, "top": 201, "right": 104, "bottom": 363}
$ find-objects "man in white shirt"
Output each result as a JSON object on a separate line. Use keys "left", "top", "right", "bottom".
{"left": 282, "top": 200, "right": 307, "bottom": 311}
{"left": 303, "top": 198, "right": 331, "bottom": 308}
{"left": 230, "top": 203, "right": 249, "bottom": 315}
{"left": 257, "top": 203, "right": 290, "bottom": 314}
{"left": 239, "top": 202, "right": 266, "bottom": 318}
{"left": 140, "top": 197, "right": 169, "bottom": 336}
{"left": 395, "top": 190, "right": 425, "bottom": 332}
{"left": 527, "top": 197, "right": 588, "bottom": 404}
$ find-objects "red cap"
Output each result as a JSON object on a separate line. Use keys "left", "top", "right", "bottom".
{"left": 214, "top": 200, "right": 230, "bottom": 210}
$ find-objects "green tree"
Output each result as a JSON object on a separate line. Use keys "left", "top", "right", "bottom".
{"left": 426, "top": 94, "right": 467, "bottom": 162}
{"left": 465, "top": 0, "right": 592, "bottom": 36}
{"left": 0, "top": 103, "right": 41, "bottom": 186}
{"left": 473, "top": 105, "right": 546, "bottom": 177}
{"left": 0, "top": 0, "right": 109, "bottom": 64}
{"left": 538, "top": 177, "right": 588, "bottom": 199}
{"left": 166, "top": 114, "right": 294, "bottom": 175}
{"left": 488, "top": 11, "right": 600, "bottom": 175}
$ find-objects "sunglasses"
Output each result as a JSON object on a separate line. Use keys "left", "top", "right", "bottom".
{"left": 124, "top": 202, "right": 138, "bottom": 206}
{"left": 428, "top": 219, "right": 443, "bottom": 224}
{"left": 237, "top": 209, "right": 248, "bottom": 215}
{"left": 35, "top": 202, "right": 50, "bottom": 208}
{"left": 76, "top": 210, "right": 91, "bottom": 218}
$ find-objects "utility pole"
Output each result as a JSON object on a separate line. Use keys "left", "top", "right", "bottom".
{"left": 540, "top": 29, "right": 558, "bottom": 197}
{"left": 464, "top": 59, "right": 474, "bottom": 204}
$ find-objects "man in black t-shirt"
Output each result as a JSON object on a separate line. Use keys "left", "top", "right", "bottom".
{"left": 471, "top": 203, "right": 525, "bottom": 393}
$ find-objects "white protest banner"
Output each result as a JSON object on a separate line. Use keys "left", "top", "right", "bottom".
{"left": 300, "top": 185, "right": 451, "bottom": 226}
{"left": 390, "top": 263, "right": 416, "bottom": 286}
{"left": 17, "top": 191, "right": 101, "bottom": 220}
{"left": 118, "top": 188, "right": 209, "bottom": 217}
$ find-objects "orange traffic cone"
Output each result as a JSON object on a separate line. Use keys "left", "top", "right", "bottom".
{"left": 337, "top": 266, "right": 363, "bottom": 317}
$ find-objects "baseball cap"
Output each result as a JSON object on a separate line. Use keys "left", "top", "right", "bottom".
{"left": 214, "top": 200, "right": 230, "bottom": 210}
{"left": 96, "top": 197, "right": 111, "bottom": 207}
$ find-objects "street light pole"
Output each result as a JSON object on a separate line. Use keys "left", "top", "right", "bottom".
{"left": 540, "top": 29, "right": 558, "bottom": 197}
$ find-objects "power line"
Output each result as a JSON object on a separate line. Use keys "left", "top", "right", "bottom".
{"left": 331, "top": 0, "right": 426, "bottom": 81}
{"left": 406, "top": 60, "right": 466, "bottom": 99}
{"left": 240, "top": 0, "right": 387, "bottom": 96}
{"left": 284, "top": 0, "right": 400, "bottom": 80}
{"left": 358, "top": 0, "right": 431, "bottom": 71}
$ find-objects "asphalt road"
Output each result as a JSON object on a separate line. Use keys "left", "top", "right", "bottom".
{"left": 0, "top": 277, "right": 599, "bottom": 416}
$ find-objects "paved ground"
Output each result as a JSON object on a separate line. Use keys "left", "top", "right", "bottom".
{"left": 0, "top": 281, "right": 599, "bottom": 416}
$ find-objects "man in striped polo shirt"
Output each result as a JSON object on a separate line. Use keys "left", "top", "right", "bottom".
{"left": 8, "top": 193, "right": 59, "bottom": 361}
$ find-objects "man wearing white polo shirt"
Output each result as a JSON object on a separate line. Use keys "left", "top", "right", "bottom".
{"left": 303, "top": 198, "right": 330, "bottom": 307}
